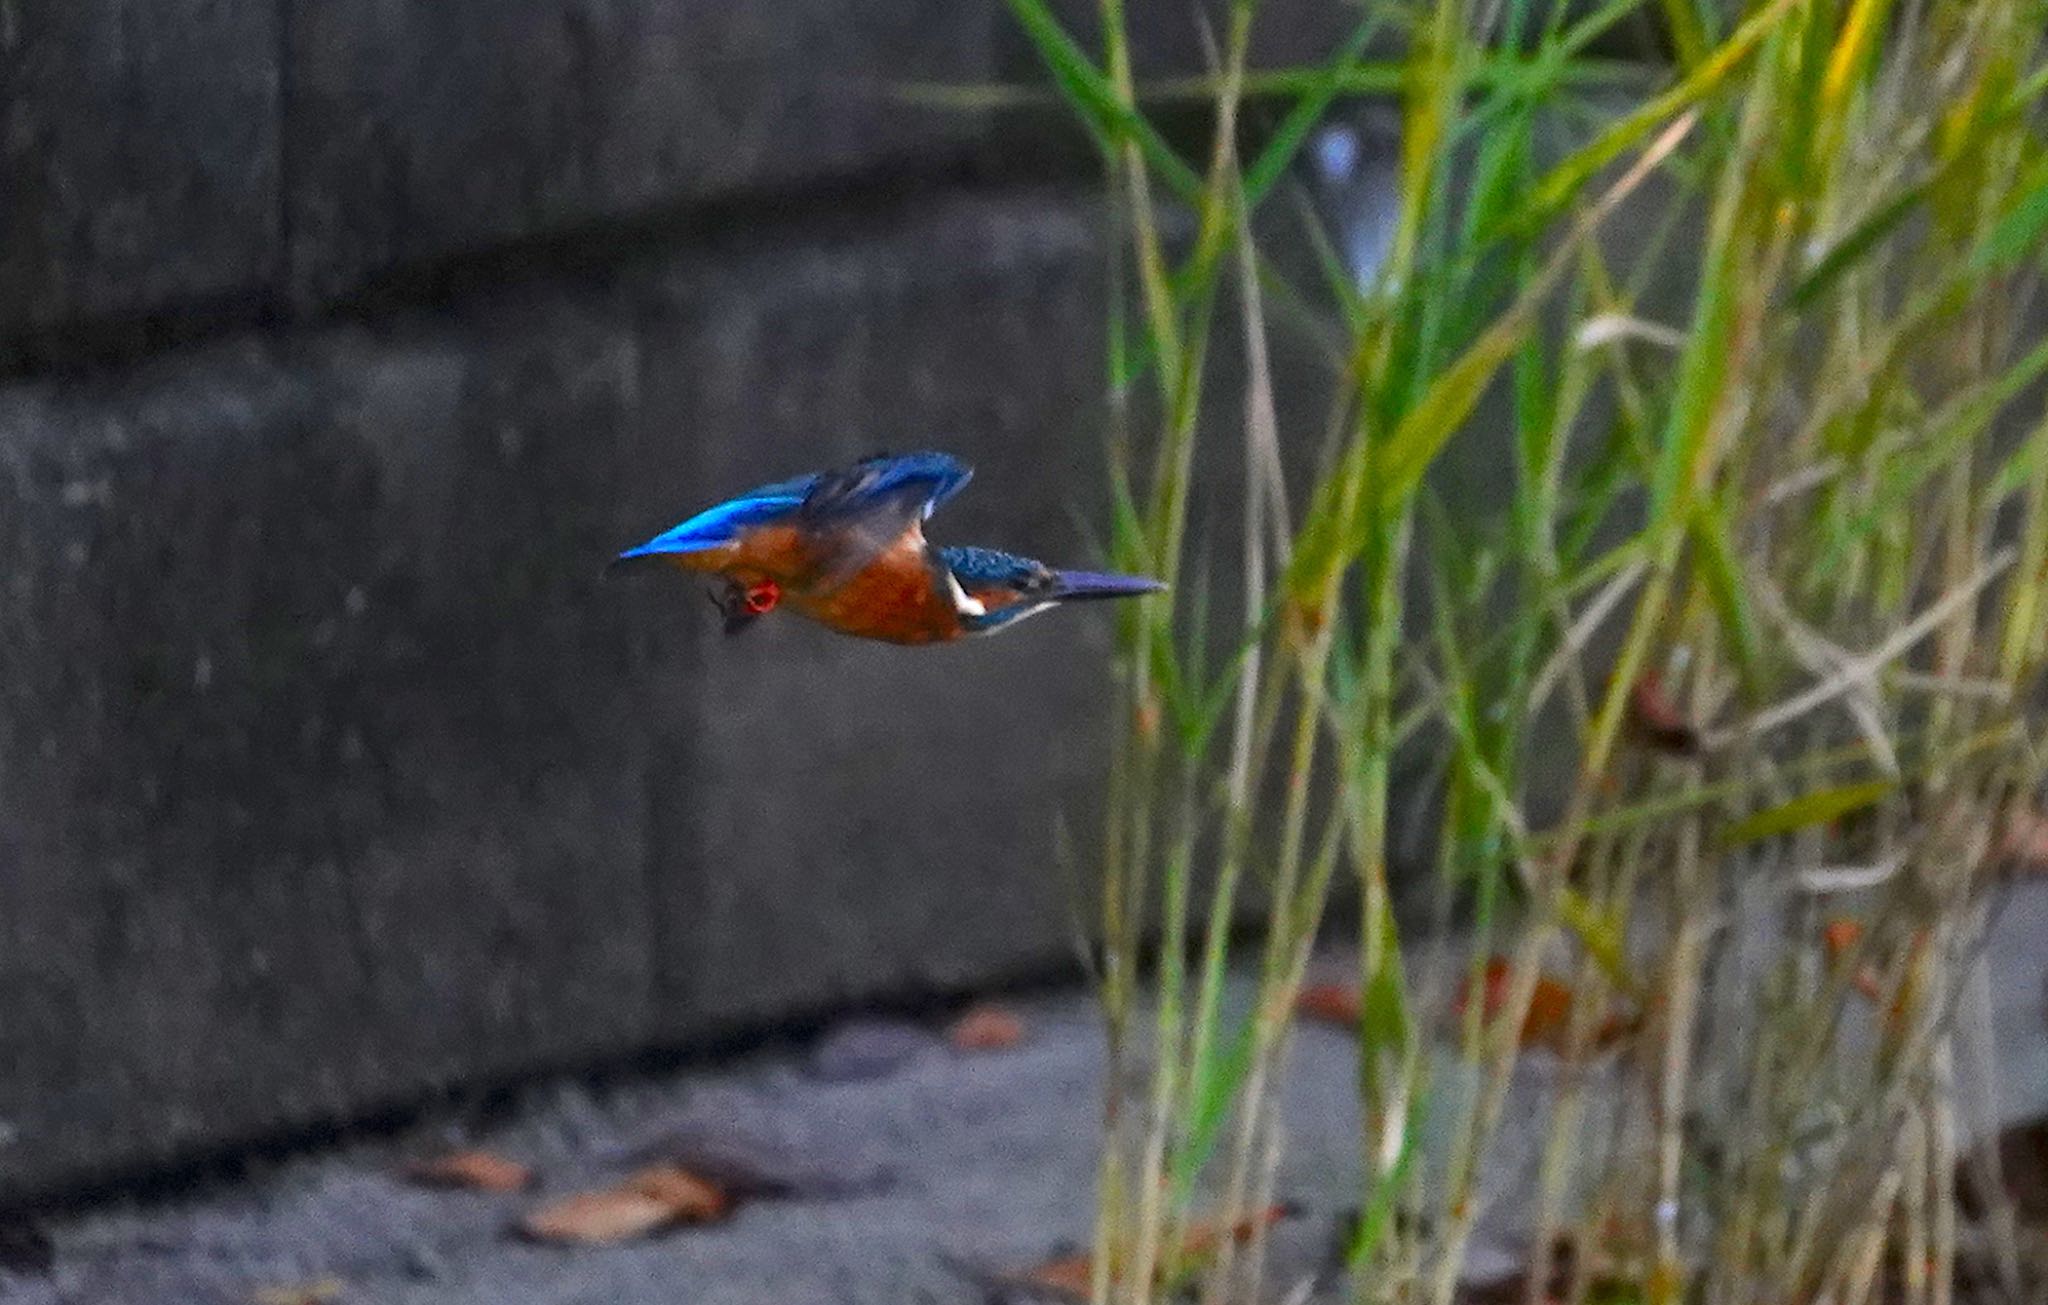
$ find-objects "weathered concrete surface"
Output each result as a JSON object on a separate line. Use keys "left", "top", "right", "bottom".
{"left": 0, "top": 980, "right": 1374, "bottom": 1305}
{"left": 286, "top": 0, "right": 995, "bottom": 303}
{"left": 0, "top": 0, "right": 282, "bottom": 333}
{"left": 16, "top": 885, "right": 2048, "bottom": 1305}
{"left": 0, "top": 0, "right": 1707, "bottom": 337}
{"left": 0, "top": 309, "right": 662, "bottom": 1205}
{"left": 0, "top": 0, "right": 997, "bottom": 332}
{"left": 0, "top": 192, "right": 1159, "bottom": 1206}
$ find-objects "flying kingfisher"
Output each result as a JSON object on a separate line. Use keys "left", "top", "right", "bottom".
{"left": 612, "top": 451, "right": 1166, "bottom": 644}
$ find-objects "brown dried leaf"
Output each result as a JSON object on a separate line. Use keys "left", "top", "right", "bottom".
{"left": 958, "top": 1204, "right": 1289, "bottom": 1300}
{"left": 1627, "top": 671, "right": 1701, "bottom": 756}
{"left": 517, "top": 1162, "right": 732, "bottom": 1245}
{"left": 1820, "top": 917, "right": 1865, "bottom": 963}
{"left": 1296, "top": 982, "right": 1361, "bottom": 1028}
{"left": 622, "top": 1163, "right": 732, "bottom": 1222}
{"left": 518, "top": 1188, "right": 679, "bottom": 1246}
{"left": 1020, "top": 1253, "right": 1096, "bottom": 1300}
{"left": 949, "top": 1004, "right": 1027, "bottom": 1052}
{"left": 1178, "top": 1204, "right": 1289, "bottom": 1261}
{"left": 1819, "top": 918, "right": 1887, "bottom": 1003}
{"left": 402, "top": 1149, "right": 534, "bottom": 1194}
{"left": 938, "top": 1250, "right": 1094, "bottom": 1303}
{"left": 1451, "top": 959, "right": 1638, "bottom": 1055}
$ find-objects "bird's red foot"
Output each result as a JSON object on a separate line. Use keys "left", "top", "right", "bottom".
{"left": 712, "top": 578, "right": 782, "bottom": 635}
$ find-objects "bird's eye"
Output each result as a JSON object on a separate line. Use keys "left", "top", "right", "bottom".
{"left": 744, "top": 580, "right": 781, "bottom": 614}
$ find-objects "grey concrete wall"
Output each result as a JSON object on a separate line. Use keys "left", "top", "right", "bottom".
{"left": 0, "top": 0, "right": 1673, "bottom": 1206}
{"left": 0, "top": 189, "right": 1149, "bottom": 1205}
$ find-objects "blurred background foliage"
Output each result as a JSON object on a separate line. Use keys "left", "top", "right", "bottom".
{"left": 990, "top": 0, "right": 2048, "bottom": 1300}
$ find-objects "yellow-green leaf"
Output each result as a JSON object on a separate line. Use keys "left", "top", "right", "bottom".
{"left": 1721, "top": 780, "right": 1895, "bottom": 847}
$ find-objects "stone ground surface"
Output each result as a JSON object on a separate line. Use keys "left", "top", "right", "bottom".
{"left": 6, "top": 981, "right": 1351, "bottom": 1305}
{"left": 7, "top": 884, "right": 2046, "bottom": 1305}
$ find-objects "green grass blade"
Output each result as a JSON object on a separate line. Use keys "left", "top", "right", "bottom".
{"left": 999, "top": 0, "right": 1203, "bottom": 198}
{"left": 1507, "top": 0, "right": 1797, "bottom": 240}
{"left": 1166, "top": 1011, "right": 1259, "bottom": 1208}
{"left": 1690, "top": 505, "right": 1765, "bottom": 694}
{"left": 1721, "top": 779, "right": 1897, "bottom": 847}
{"left": 1241, "top": 11, "right": 1389, "bottom": 207}
{"left": 1969, "top": 152, "right": 2048, "bottom": 275}
{"left": 1791, "top": 178, "right": 1931, "bottom": 307}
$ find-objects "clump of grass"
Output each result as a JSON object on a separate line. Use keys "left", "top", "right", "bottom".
{"left": 1000, "top": 0, "right": 2048, "bottom": 1301}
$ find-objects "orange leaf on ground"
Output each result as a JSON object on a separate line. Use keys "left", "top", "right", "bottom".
{"left": 1819, "top": 918, "right": 1886, "bottom": 1003}
{"left": 517, "top": 1165, "right": 731, "bottom": 1245}
{"left": 1178, "top": 1204, "right": 1289, "bottom": 1260}
{"left": 623, "top": 1163, "right": 731, "bottom": 1221}
{"left": 1820, "top": 917, "right": 1864, "bottom": 962}
{"left": 401, "top": 1149, "right": 534, "bottom": 1194}
{"left": 1452, "top": 959, "right": 1637, "bottom": 1055}
{"left": 518, "top": 1188, "right": 677, "bottom": 1246}
{"left": 1022, "top": 1253, "right": 1097, "bottom": 1299}
{"left": 1627, "top": 671, "right": 1701, "bottom": 756}
{"left": 936, "top": 1250, "right": 1093, "bottom": 1303}
{"left": 950, "top": 1205, "right": 1289, "bottom": 1301}
{"left": 1296, "top": 982, "right": 1361, "bottom": 1028}
{"left": 948, "top": 1004, "right": 1026, "bottom": 1052}
{"left": 1820, "top": 919, "right": 1930, "bottom": 1010}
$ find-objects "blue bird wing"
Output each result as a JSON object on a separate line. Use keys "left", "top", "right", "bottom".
{"left": 613, "top": 471, "right": 819, "bottom": 563}
{"left": 796, "top": 451, "right": 973, "bottom": 588}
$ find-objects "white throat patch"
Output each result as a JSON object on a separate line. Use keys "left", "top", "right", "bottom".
{"left": 944, "top": 571, "right": 987, "bottom": 618}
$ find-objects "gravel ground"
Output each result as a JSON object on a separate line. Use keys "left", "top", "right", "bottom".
{"left": 8, "top": 885, "right": 2046, "bottom": 1305}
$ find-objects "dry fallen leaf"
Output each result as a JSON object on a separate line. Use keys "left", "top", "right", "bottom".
{"left": 1820, "top": 919, "right": 1931, "bottom": 1018}
{"left": 1627, "top": 671, "right": 1701, "bottom": 757}
{"left": 622, "top": 1163, "right": 731, "bottom": 1221}
{"left": 1133, "top": 694, "right": 1163, "bottom": 745}
{"left": 1178, "top": 1204, "right": 1289, "bottom": 1261}
{"left": 1452, "top": 959, "right": 1638, "bottom": 1055}
{"left": 517, "top": 1164, "right": 731, "bottom": 1245}
{"left": 1296, "top": 982, "right": 1361, "bottom": 1028}
{"left": 402, "top": 1149, "right": 534, "bottom": 1194}
{"left": 1019, "top": 1252, "right": 1097, "bottom": 1300}
{"left": 949, "top": 1004, "right": 1027, "bottom": 1052}
{"left": 518, "top": 1188, "right": 678, "bottom": 1246}
{"left": 949, "top": 1205, "right": 1289, "bottom": 1301}
{"left": 1819, "top": 918, "right": 1887, "bottom": 1003}
{"left": 1820, "top": 917, "right": 1864, "bottom": 962}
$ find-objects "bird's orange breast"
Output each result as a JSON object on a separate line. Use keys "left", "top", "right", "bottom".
{"left": 659, "top": 517, "right": 961, "bottom": 643}
{"left": 784, "top": 534, "right": 962, "bottom": 644}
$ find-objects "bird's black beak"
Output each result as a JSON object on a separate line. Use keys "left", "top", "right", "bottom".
{"left": 1047, "top": 569, "right": 1170, "bottom": 602}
